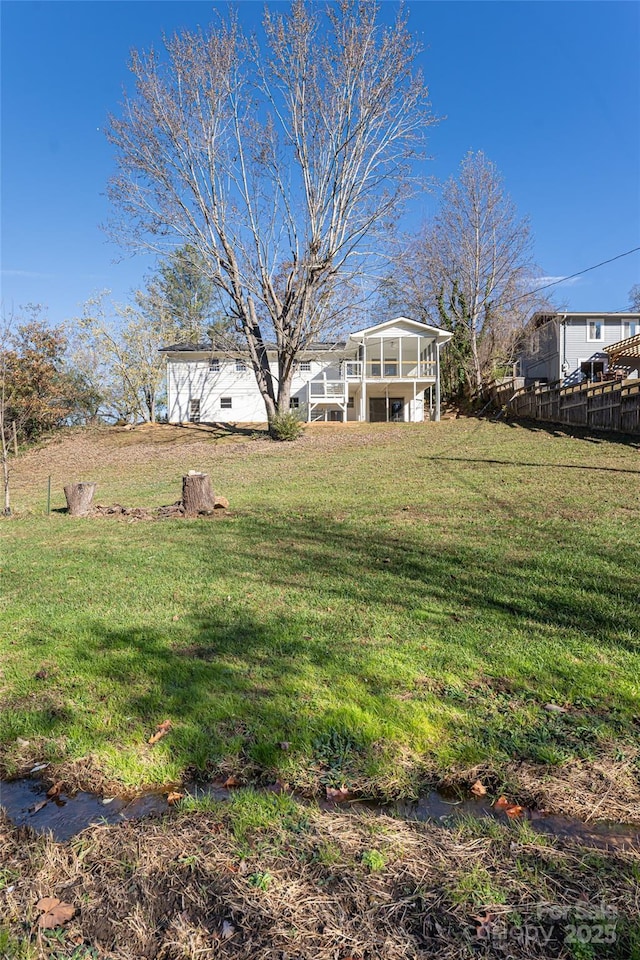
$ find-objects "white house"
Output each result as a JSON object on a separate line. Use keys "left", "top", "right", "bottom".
{"left": 161, "top": 317, "right": 453, "bottom": 424}
{"left": 519, "top": 312, "right": 640, "bottom": 385}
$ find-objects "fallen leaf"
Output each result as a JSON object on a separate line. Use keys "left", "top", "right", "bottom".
{"left": 167, "top": 791, "right": 184, "bottom": 806}
{"left": 30, "top": 800, "right": 48, "bottom": 814}
{"left": 223, "top": 775, "right": 240, "bottom": 788}
{"left": 148, "top": 719, "right": 172, "bottom": 744}
{"left": 494, "top": 795, "right": 524, "bottom": 818}
{"left": 172, "top": 615, "right": 180, "bottom": 622}
{"left": 279, "top": 741, "right": 291, "bottom": 751}
{"left": 470, "top": 779, "right": 487, "bottom": 798}
{"left": 35, "top": 669, "right": 48, "bottom": 680}
{"left": 326, "top": 784, "right": 353, "bottom": 803}
{"left": 46, "top": 781, "right": 64, "bottom": 799}
{"left": 221, "top": 920, "right": 235, "bottom": 939}
{"left": 29, "top": 762, "right": 49, "bottom": 774}
{"left": 102, "top": 798, "right": 114, "bottom": 805}
{"left": 37, "top": 897, "right": 76, "bottom": 929}
{"left": 474, "top": 910, "right": 494, "bottom": 939}
{"left": 544, "top": 703, "right": 568, "bottom": 714}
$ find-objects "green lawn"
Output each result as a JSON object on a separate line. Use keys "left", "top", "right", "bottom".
{"left": 1, "top": 419, "right": 639, "bottom": 801}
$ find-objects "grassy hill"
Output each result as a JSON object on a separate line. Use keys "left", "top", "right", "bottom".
{"left": 1, "top": 418, "right": 639, "bottom": 818}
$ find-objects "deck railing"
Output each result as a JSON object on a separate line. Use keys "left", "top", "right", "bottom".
{"left": 345, "top": 360, "right": 436, "bottom": 379}
{"left": 308, "top": 380, "right": 346, "bottom": 400}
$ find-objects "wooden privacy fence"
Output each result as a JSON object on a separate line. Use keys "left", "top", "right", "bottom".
{"left": 506, "top": 379, "right": 640, "bottom": 435}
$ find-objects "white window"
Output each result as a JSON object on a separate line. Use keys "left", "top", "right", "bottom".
{"left": 209, "top": 358, "right": 220, "bottom": 372}
{"left": 299, "top": 361, "right": 311, "bottom": 372}
{"left": 220, "top": 397, "right": 232, "bottom": 409}
{"left": 235, "top": 359, "right": 247, "bottom": 373}
{"left": 587, "top": 319, "right": 604, "bottom": 341}
{"left": 623, "top": 321, "right": 638, "bottom": 338}
{"left": 290, "top": 397, "right": 300, "bottom": 409}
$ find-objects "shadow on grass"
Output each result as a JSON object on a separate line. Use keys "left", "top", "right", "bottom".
{"left": 9, "top": 509, "right": 639, "bottom": 787}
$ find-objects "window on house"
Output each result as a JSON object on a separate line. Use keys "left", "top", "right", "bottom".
{"left": 290, "top": 397, "right": 300, "bottom": 409}
{"left": 235, "top": 359, "right": 247, "bottom": 372}
{"left": 623, "top": 321, "right": 638, "bottom": 338}
{"left": 299, "top": 361, "right": 311, "bottom": 372}
{"left": 384, "top": 362, "right": 398, "bottom": 377}
{"left": 209, "top": 358, "right": 220, "bottom": 372}
{"left": 220, "top": 397, "right": 232, "bottom": 409}
{"left": 189, "top": 399, "right": 201, "bottom": 423}
{"left": 587, "top": 320, "right": 604, "bottom": 341}
{"left": 347, "top": 397, "right": 354, "bottom": 408}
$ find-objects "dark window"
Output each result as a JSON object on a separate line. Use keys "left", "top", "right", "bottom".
{"left": 290, "top": 397, "right": 300, "bottom": 409}
{"left": 299, "top": 361, "right": 311, "bottom": 372}
{"left": 235, "top": 359, "right": 247, "bottom": 372}
{"left": 220, "top": 397, "right": 232, "bottom": 409}
{"left": 189, "top": 399, "right": 201, "bottom": 423}
{"left": 209, "top": 358, "right": 220, "bottom": 372}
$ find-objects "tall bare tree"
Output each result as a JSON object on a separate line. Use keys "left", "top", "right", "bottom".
{"left": 629, "top": 284, "right": 640, "bottom": 313}
{"left": 384, "top": 151, "right": 540, "bottom": 398}
{"left": 106, "top": 0, "right": 434, "bottom": 430}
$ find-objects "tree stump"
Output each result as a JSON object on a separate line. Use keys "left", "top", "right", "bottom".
{"left": 64, "top": 482, "right": 97, "bottom": 517}
{"left": 182, "top": 472, "right": 216, "bottom": 517}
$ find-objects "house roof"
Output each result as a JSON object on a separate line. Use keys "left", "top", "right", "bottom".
{"left": 531, "top": 311, "right": 640, "bottom": 329}
{"left": 159, "top": 339, "right": 347, "bottom": 355}
{"left": 347, "top": 316, "right": 453, "bottom": 342}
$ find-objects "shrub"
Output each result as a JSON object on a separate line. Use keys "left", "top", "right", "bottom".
{"left": 269, "top": 411, "right": 304, "bottom": 441}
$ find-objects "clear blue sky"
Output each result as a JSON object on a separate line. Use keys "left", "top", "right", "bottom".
{"left": 2, "top": 0, "right": 639, "bottom": 327}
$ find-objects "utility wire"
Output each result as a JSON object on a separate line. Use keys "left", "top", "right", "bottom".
{"left": 505, "top": 245, "right": 640, "bottom": 308}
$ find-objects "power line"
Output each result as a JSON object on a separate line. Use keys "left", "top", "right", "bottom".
{"left": 506, "top": 245, "right": 640, "bottom": 308}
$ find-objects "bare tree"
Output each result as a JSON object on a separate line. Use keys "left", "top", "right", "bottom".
{"left": 629, "top": 284, "right": 640, "bottom": 313}
{"left": 75, "top": 289, "right": 179, "bottom": 424}
{"left": 106, "top": 0, "right": 434, "bottom": 430}
{"left": 384, "top": 151, "right": 541, "bottom": 398}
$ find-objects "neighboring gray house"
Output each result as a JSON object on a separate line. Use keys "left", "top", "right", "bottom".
{"left": 519, "top": 312, "right": 640, "bottom": 385}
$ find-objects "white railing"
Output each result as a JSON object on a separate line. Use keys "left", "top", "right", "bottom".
{"left": 345, "top": 360, "right": 436, "bottom": 379}
{"left": 308, "top": 380, "right": 346, "bottom": 400}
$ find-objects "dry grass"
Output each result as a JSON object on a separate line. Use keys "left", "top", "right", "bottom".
{"left": 2, "top": 798, "right": 639, "bottom": 959}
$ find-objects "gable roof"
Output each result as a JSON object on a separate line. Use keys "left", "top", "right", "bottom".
{"left": 348, "top": 316, "right": 452, "bottom": 342}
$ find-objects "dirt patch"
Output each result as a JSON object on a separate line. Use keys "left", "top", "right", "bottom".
{"left": 1, "top": 799, "right": 638, "bottom": 959}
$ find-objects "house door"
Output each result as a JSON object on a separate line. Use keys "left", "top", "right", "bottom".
{"left": 369, "top": 397, "right": 404, "bottom": 422}
{"left": 369, "top": 398, "right": 386, "bottom": 422}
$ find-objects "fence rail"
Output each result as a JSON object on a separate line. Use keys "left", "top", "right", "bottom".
{"left": 506, "top": 379, "right": 640, "bottom": 435}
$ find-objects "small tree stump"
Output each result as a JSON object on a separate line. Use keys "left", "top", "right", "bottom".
{"left": 64, "top": 482, "right": 97, "bottom": 517}
{"left": 182, "top": 472, "right": 216, "bottom": 517}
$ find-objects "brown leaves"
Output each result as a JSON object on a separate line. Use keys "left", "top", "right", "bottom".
{"left": 470, "top": 779, "right": 487, "bottom": 798}
{"left": 544, "top": 702, "right": 568, "bottom": 714}
{"left": 166, "top": 791, "right": 184, "bottom": 806}
{"left": 36, "top": 896, "right": 76, "bottom": 929}
{"left": 148, "top": 719, "right": 172, "bottom": 744}
{"left": 326, "top": 784, "right": 354, "bottom": 803}
{"left": 223, "top": 775, "right": 240, "bottom": 788}
{"left": 494, "top": 795, "right": 524, "bottom": 819}
{"left": 474, "top": 910, "right": 495, "bottom": 939}
{"left": 47, "top": 781, "right": 64, "bottom": 799}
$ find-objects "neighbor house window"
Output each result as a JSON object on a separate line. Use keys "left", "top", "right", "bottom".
{"left": 347, "top": 397, "right": 354, "bottom": 408}
{"left": 623, "top": 321, "right": 638, "bottom": 338}
{"left": 235, "top": 359, "right": 247, "bottom": 372}
{"left": 209, "top": 358, "right": 220, "bottom": 372}
{"left": 220, "top": 397, "right": 232, "bottom": 409}
{"left": 587, "top": 320, "right": 603, "bottom": 341}
{"left": 189, "top": 399, "right": 201, "bottom": 423}
{"left": 290, "top": 397, "right": 300, "bottom": 409}
{"left": 299, "top": 361, "right": 311, "bottom": 372}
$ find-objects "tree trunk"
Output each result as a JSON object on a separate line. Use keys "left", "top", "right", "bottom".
{"left": 64, "top": 482, "right": 97, "bottom": 517}
{"left": 182, "top": 472, "right": 216, "bottom": 517}
{"left": 1, "top": 426, "right": 10, "bottom": 516}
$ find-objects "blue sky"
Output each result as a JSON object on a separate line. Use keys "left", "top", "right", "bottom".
{"left": 1, "top": 0, "right": 639, "bottom": 327}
